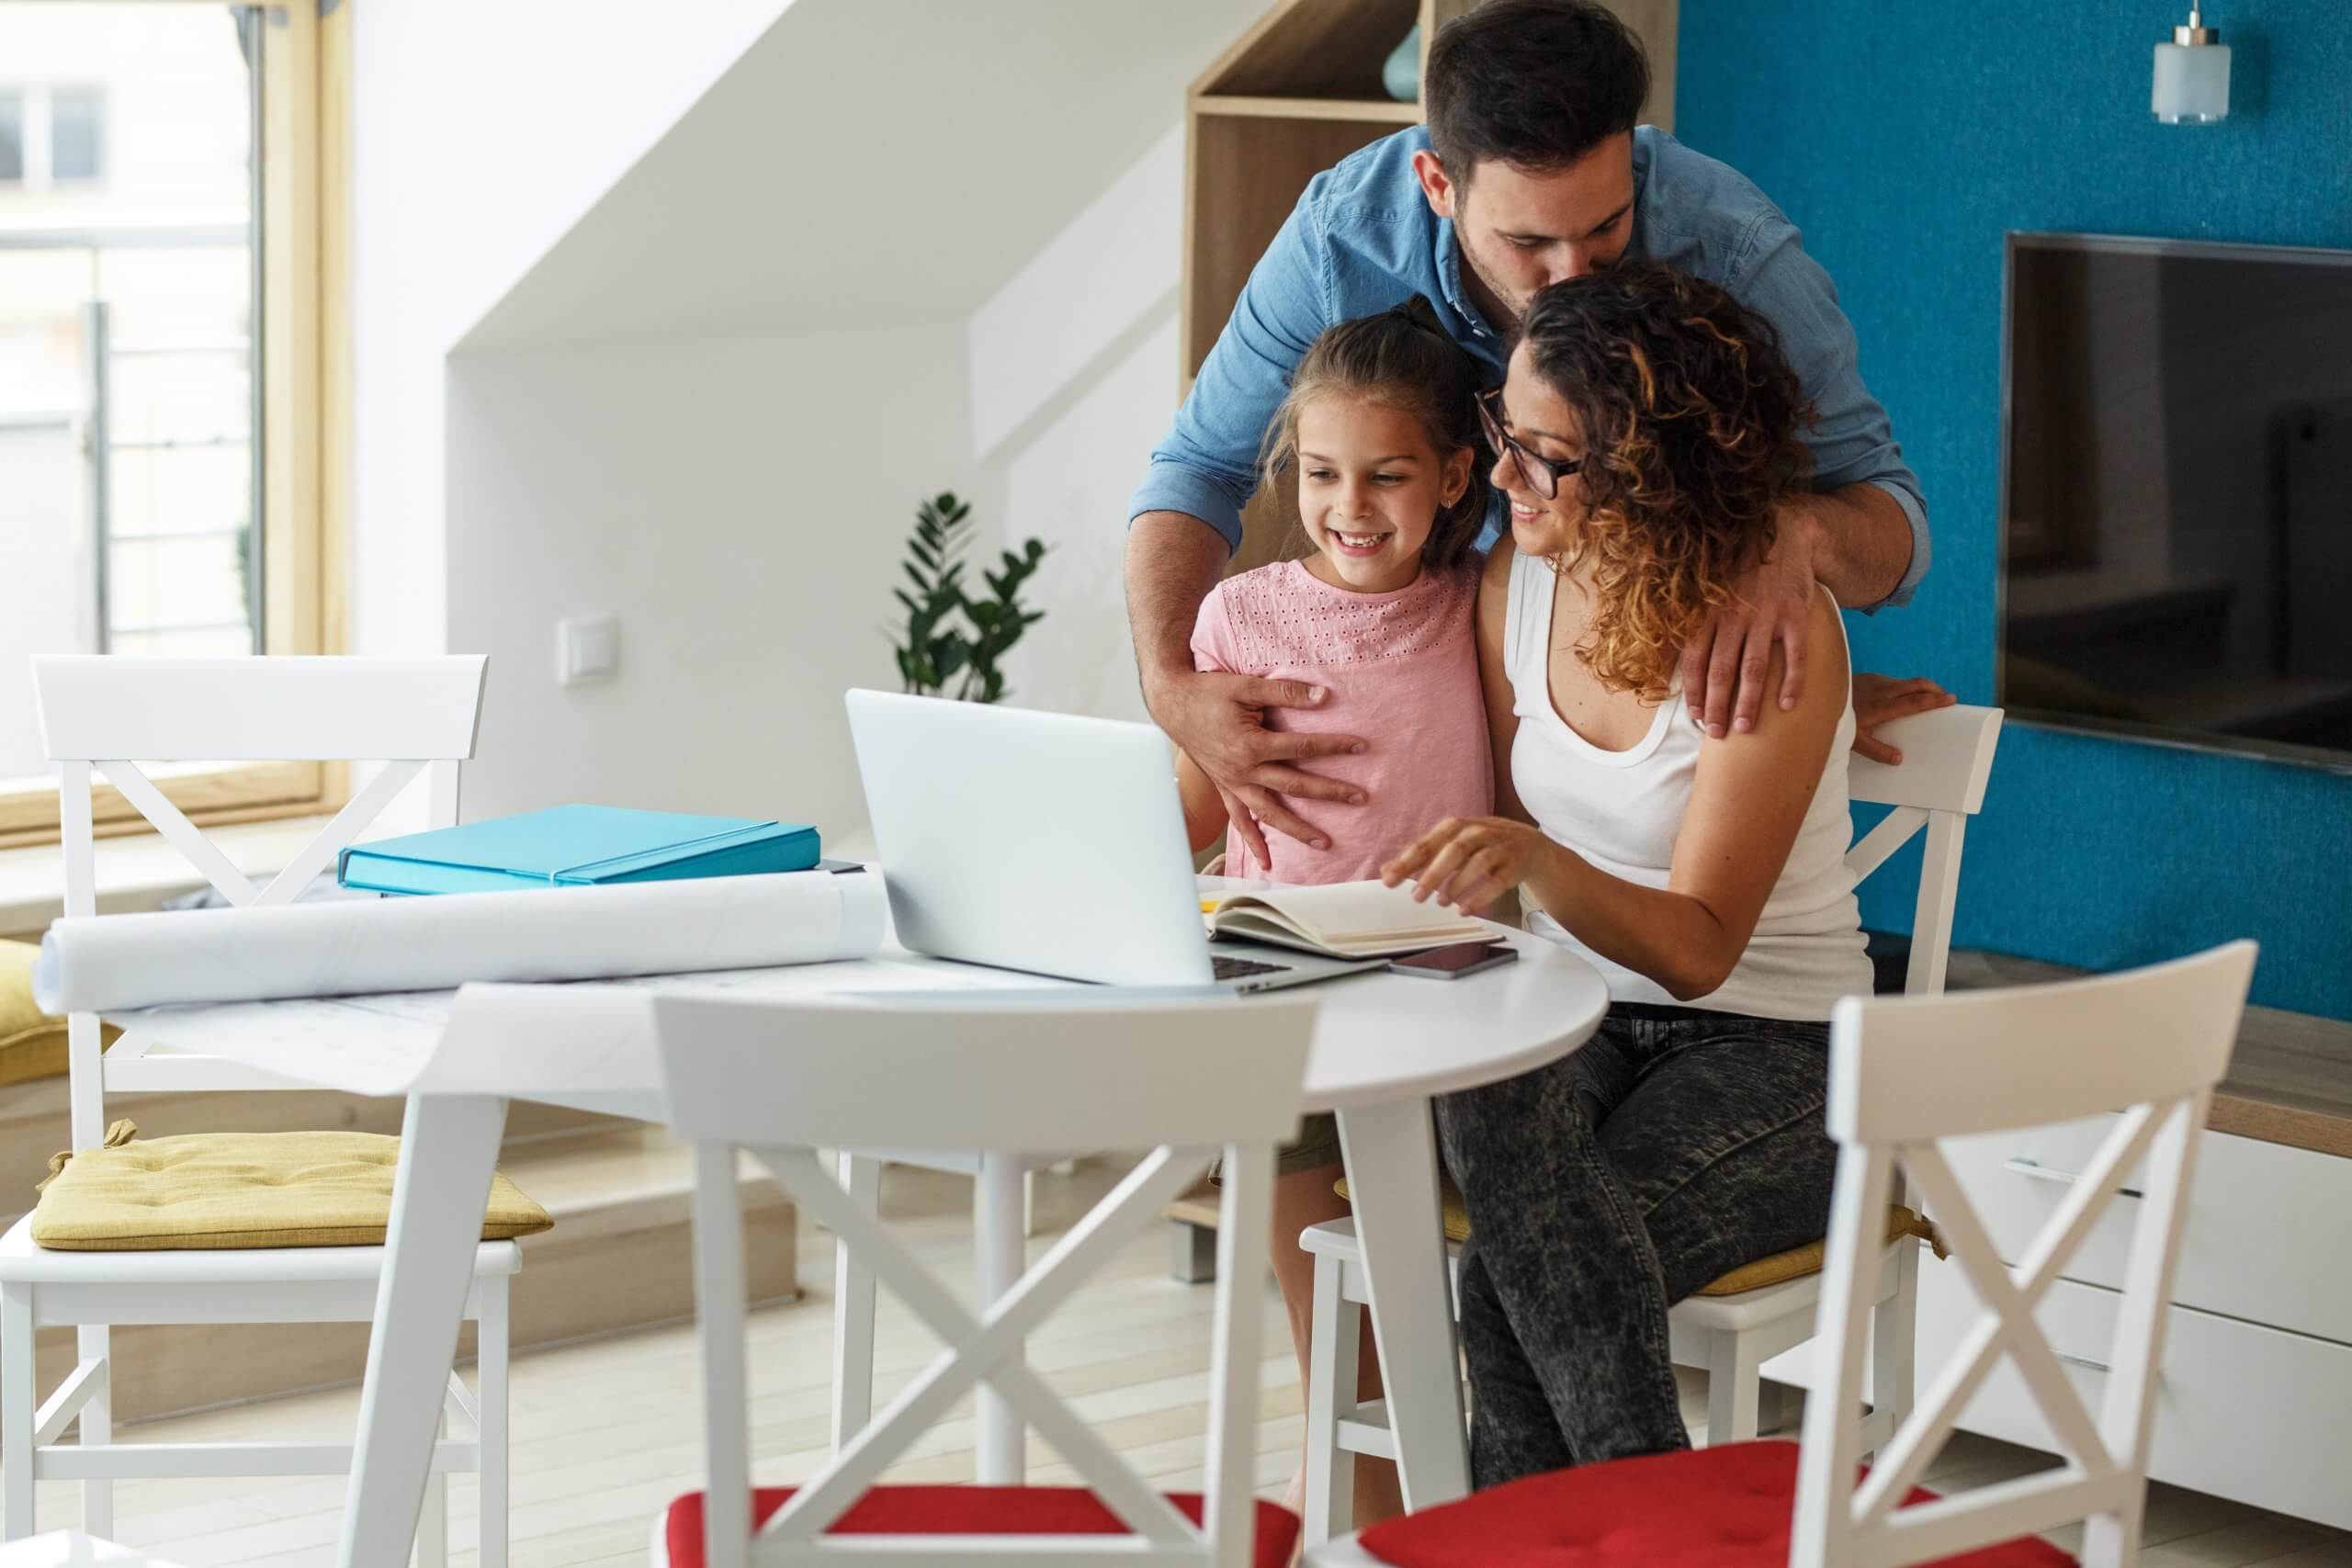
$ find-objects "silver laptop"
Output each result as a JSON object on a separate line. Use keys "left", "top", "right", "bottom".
{"left": 845, "top": 689, "right": 1383, "bottom": 993}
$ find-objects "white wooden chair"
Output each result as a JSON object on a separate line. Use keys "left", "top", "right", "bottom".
{"left": 0, "top": 656, "right": 515, "bottom": 1565}
{"left": 826, "top": 1144, "right": 1080, "bottom": 1478}
{"left": 1295, "top": 703, "right": 2006, "bottom": 1543}
{"left": 643, "top": 987, "right": 1318, "bottom": 1567}
{"left": 1308, "top": 939, "right": 2258, "bottom": 1568}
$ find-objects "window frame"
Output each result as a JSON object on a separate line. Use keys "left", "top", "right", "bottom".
{"left": 0, "top": 1, "right": 350, "bottom": 851}
{"left": 47, "top": 84, "right": 107, "bottom": 185}
{"left": 0, "top": 88, "right": 24, "bottom": 184}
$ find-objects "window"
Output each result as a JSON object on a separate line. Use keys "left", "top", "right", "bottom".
{"left": 50, "top": 86, "right": 104, "bottom": 183}
{"left": 0, "top": 91, "right": 22, "bottom": 184}
{"left": 0, "top": 85, "right": 110, "bottom": 186}
{"left": 0, "top": 4, "right": 348, "bottom": 847}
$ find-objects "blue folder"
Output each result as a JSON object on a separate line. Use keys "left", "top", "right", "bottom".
{"left": 336, "top": 805, "right": 822, "bottom": 897}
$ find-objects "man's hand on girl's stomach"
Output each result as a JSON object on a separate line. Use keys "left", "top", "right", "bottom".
{"left": 1150, "top": 667, "right": 1370, "bottom": 856}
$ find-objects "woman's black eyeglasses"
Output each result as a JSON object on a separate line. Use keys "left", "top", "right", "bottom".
{"left": 1477, "top": 388, "right": 1582, "bottom": 501}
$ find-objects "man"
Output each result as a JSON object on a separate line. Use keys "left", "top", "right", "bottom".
{"left": 1126, "top": 0, "right": 1950, "bottom": 868}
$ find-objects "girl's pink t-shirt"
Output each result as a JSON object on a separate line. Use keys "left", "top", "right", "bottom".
{"left": 1192, "top": 559, "right": 1493, "bottom": 886}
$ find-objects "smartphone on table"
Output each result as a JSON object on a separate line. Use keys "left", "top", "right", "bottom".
{"left": 1386, "top": 942, "right": 1519, "bottom": 980}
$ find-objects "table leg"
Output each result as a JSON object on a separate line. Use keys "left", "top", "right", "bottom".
{"left": 831, "top": 1152, "right": 882, "bottom": 1452}
{"left": 340, "top": 1093, "right": 508, "bottom": 1568}
{"left": 973, "top": 1151, "right": 1025, "bottom": 1483}
{"left": 1335, "top": 1098, "right": 1471, "bottom": 1512}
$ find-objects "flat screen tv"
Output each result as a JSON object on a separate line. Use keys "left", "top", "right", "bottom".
{"left": 2000, "top": 231, "right": 2352, "bottom": 772}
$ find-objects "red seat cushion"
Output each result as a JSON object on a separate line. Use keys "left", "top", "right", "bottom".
{"left": 661, "top": 1484, "right": 1300, "bottom": 1567}
{"left": 1356, "top": 1441, "right": 2078, "bottom": 1566}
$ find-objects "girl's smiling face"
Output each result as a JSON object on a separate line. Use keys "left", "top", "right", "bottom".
{"left": 1295, "top": 394, "right": 1474, "bottom": 594}
{"left": 1491, "top": 344, "right": 1590, "bottom": 559}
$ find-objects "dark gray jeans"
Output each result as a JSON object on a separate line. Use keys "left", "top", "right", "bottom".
{"left": 1434, "top": 1002, "right": 1837, "bottom": 1488}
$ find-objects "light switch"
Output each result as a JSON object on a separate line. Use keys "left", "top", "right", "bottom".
{"left": 557, "top": 614, "right": 619, "bottom": 685}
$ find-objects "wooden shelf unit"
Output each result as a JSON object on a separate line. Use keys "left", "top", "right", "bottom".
{"left": 1193, "top": 95, "right": 1424, "bottom": 124}
{"left": 1179, "top": 0, "right": 1677, "bottom": 573}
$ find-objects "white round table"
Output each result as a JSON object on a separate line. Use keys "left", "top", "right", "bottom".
{"left": 234, "top": 914, "right": 1608, "bottom": 1567}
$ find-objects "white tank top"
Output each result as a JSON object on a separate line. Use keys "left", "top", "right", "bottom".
{"left": 1503, "top": 546, "right": 1872, "bottom": 1021}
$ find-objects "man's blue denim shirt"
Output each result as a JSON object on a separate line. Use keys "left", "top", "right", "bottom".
{"left": 1129, "top": 125, "right": 1929, "bottom": 610}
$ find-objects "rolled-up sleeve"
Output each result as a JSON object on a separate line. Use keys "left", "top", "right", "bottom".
{"left": 1735, "top": 214, "right": 1930, "bottom": 611}
{"left": 1128, "top": 188, "right": 1332, "bottom": 555}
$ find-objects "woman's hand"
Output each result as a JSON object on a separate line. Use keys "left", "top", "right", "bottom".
{"left": 1382, "top": 817, "right": 1559, "bottom": 916}
{"left": 1849, "top": 673, "right": 1956, "bottom": 765}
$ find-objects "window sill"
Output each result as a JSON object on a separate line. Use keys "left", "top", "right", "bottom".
{"left": 0, "top": 815, "right": 351, "bottom": 938}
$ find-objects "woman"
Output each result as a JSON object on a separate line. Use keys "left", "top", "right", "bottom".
{"left": 1383, "top": 260, "right": 1876, "bottom": 1485}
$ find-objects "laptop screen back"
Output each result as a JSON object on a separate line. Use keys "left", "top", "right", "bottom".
{"left": 845, "top": 691, "right": 1215, "bottom": 987}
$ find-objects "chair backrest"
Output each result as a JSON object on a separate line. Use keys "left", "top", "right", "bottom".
{"left": 31, "top": 654, "right": 488, "bottom": 1137}
{"left": 650, "top": 989, "right": 1317, "bottom": 1567}
{"left": 1792, "top": 940, "right": 2256, "bottom": 1568}
{"left": 1845, "top": 705, "right": 2004, "bottom": 997}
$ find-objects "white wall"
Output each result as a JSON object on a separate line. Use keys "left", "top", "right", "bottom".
{"left": 458, "top": 3, "right": 1257, "bottom": 351}
{"left": 351, "top": 0, "right": 1250, "bottom": 840}
{"left": 969, "top": 129, "right": 1190, "bottom": 725}
{"left": 442, "top": 321, "right": 992, "bottom": 835}
{"left": 350, "top": 0, "right": 794, "bottom": 663}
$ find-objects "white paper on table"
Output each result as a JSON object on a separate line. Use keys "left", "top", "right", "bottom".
{"left": 37, "top": 870, "right": 888, "bottom": 1013}
{"left": 113, "top": 990, "right": 468, "bottom": 1098}
{"left": 109, "top": 950, "right": 1061, "bottom": 1100}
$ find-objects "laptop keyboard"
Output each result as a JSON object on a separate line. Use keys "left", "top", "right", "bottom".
{"left": 1212, "top": 953, "right": 1294, "bottom": 982}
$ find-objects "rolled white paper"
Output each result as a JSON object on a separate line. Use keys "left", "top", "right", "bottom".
{"left": 32, "top": 872, "right": 888, "bottom": 1014}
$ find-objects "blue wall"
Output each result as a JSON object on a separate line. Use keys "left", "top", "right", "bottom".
{"left": 1678, "top": 0, "right": 2352, "bottom": 1020}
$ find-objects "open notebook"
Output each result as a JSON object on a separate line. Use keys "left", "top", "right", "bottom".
{"left": 1203, "top": 879, "right": 1494, "bottom": 960}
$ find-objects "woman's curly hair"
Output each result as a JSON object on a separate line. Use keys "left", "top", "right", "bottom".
{"left": 1515, "top": 261, "right": 1815, "bottom": 701}
{"left": 1261, "top": 295, "right": 1488, "bottom": 575}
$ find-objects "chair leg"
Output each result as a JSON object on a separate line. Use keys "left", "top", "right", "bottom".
{"left": 3, "top": 1283, "right": 35, "bottom": 1540}
{"left": 1023, "top": 1168, "right": 1036, "bottom": 1240}
{"left": 1303, "top": 1251, "right": 1358, "bottom": 1548}
{"left": 416, "top": 1410, "right": 448, "bottom": 1568}
{"left": 1169, "top": 1218, "right": 1217, "bottom": 1284}
{"left": 1867, "top": 1244, "right": 1920, "bottom": 1461}
{"left": 74, "top": 1323, "right": 110, "bottom": 1539}
{"left": 1704, "top": 1330, "right": 1763, "bottom": 1447}
{"left": 831, "top": 1153, "right": 881, "bottom": 1453}
{"left": 973, "top": 1153, "right": 1027, "bottom": 1485}
{"left": 478, "top": 1274, "right": 511, "bottom": 1568}
{"left": 2080, "top": 1506, "right": 2143, "bottom": 1568}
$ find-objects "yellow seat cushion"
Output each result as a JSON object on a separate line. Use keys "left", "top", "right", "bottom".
{"left": 0, "top": 937, "right": 120, "bottom": 1089}
{"left": 1332, "top": 1175, "right": 1943, "bottom": 1297}
{"left": 31, "top": 1121, "right": 553, "bottom": 1251}
{"left": 1690, "top": 1207, "right": 1944, "bottom": 1296}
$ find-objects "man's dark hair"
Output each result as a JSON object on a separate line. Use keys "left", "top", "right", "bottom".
{"left": 1425, "top": 0, "right": 1649, "bottom": 181}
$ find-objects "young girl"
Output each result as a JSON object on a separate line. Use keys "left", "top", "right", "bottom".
{"left": 1173, "top": 295, "right": 1492, "bottom": 1529}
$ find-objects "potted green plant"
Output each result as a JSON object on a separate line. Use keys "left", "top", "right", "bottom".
{"left": 891, "top": 491, "right": 1047, "bottom": 704}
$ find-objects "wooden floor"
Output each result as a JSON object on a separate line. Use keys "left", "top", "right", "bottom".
{"left": 12, "top": 1157, "right": 2350, "bottom": 1566}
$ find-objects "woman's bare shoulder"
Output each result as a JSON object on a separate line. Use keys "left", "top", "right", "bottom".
{"left": 1481, "top": 535, "right": 1519, "bottom": 589}
{"left": 1476, "top": 536, "right": 1518, "bottom": 625}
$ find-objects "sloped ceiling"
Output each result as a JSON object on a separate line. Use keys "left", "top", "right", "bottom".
{"left": 458, "top": 0, "right": 1265, "bottom": 350}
